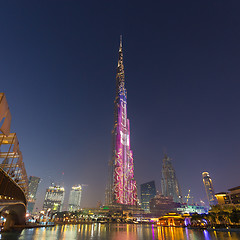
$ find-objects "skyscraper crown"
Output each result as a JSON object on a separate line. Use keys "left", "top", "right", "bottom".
{"left": 116, "top": 35, "right": 126, "bottom": 98}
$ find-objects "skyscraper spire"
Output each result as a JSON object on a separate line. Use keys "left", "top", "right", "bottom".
{"left": 119, "top": 35, "right": 122, "bottom": 52}
{"left": 116, "top": 36, "right": 125, "bottom": 98}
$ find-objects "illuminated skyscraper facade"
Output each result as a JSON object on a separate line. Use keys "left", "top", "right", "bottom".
{"left": 68, "top": 185, "right": 82, "bottom": 212}
{"left": 202, "top": 172, "right": 218, "bottom": 206}
{"left": 27, "top": 176, "right": 40, "bottom": 213}
{"left": 161, "top": 154, "right": 182, "bottom": 203}
{"left": 106, "top": 38, "right": 137, "bottom": 206}
{"left": 43, "top": 185, "right": 65, "bottom": 212}
{"left": 140, "top": 181, "right": 156, "bottom": 211}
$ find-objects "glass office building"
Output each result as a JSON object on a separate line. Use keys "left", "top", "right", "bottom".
{"left": 140, "top": 181, "right": 156, "bottom": 211}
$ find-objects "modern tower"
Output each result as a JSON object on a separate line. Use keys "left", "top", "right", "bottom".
{"left": 68, "top": 185, "right": 82, "bottom": 212}
{"left": 27, "top": 176, "right": 40, "bottom": 213}
{"left": 43, "top": 184, "right": 65, "bottom": 212}
{"left": 140, "top": 181, "right": 157, "bottom": 211}
{"left": 105, "top": 37, "right": 137, "bottom": 206}
{"left": 161, "top": 154, "right": 182, "bottom": 203}
{"left": 202, "top": 172, "right": 218, "bottom": 206}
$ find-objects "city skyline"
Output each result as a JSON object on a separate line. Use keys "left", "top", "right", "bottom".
{"left": 1, "top": 1, "right": 240, "bottom": 209}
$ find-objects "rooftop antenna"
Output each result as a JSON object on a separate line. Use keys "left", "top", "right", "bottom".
{"left": 119, "top": 35, "right": 123, "bottom": 52}
{"left": 185, "top": 189, "right": 194, "bottom": 205}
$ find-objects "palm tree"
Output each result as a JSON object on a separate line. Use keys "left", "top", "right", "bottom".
{"left": 205, "top": 212, "right": 217, "bottom": 226}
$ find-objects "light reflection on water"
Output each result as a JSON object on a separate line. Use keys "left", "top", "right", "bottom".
{"left": 0, "top": 224, "right": 239, "bottom": 240}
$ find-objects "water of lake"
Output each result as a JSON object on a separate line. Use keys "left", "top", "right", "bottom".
{"left": 1, "top": 224, "right": 240, "bottom": 240}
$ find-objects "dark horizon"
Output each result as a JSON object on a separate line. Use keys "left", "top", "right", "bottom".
{"left": 1, "top": 0, "right": 240, "bottom": 209}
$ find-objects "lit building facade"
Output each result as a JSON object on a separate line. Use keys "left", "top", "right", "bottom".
{"left": 68, "top": 185, "right": 82, "bottom": 212}
{"left": 215, "top": 186, "right": 240, "bottom": 205}
{"left": 140, "top": 181, "right": 156, "bottom": 211}
{"left": 228, "top": 186, "right": 240, "bottom": 204}
{"left": 202, "top": 172, "right": 218, "bottom": 206}
{"left": 106, "top": 37, "right": 137, "bottom": 206}
{"left": 161, "top": 154, "right": 182, "bottom": 203}
{"left": 43, "top": 185, "right": 65, "bottom": 212}
{"left": 27, "top": 176, "right": 40, "bottom": 213}
{"left": 215, "top": 192, "right": 231, "bottom": 205}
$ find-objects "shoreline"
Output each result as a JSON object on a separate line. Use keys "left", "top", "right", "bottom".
{"left": 1, "top": 223, "right": 240, "bottom": 233}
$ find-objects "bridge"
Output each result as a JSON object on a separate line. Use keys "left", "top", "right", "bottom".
{"left": 0, "top": 93, "right": 28, "bottom": 230}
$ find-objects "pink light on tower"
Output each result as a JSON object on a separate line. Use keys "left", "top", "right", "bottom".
{"left": 110, "top": 37, "right": 137, "bottom": 206}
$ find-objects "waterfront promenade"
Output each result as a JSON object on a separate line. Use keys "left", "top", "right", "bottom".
{"left": 1, "top": 224, "right": 240, "bottom": 240}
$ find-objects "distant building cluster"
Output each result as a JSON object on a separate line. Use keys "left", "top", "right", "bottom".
{"left": 27, "top": 178, "right": 83, "bottom": 214}
{"left": 137, "top": 158, "right": 240, "bottom": 217}
{"left": 140, "top": 154, "right": 183, "bottom": 216}
{"left": 42, "top": 184, "right": 83, "bottom": 213}
{"left": 138, "top": 154, "right": 210, "bottom": 216}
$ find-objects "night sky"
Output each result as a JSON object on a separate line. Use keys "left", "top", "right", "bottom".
{"left": 1, "top": 0, "right": 240, "bottom": 209}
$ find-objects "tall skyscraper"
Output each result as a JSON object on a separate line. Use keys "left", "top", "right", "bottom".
{"left": 161, "top": 154, "right": 182, "bottom": 203}
{"left": 68, "top": 185, "right": 82, "bottom": 212}
{"left": 140, "top": 181, "right": 157, "bottom": 211}
{"left": 202, "top": 172, "right": 218, "bottom": 206}
{"left": 43, "top": 184, "right": 65, "bottom": 212}
{"left": 27, "top": 176, "right": 40, "bottom": 213}
{"left": 105, "top": 37, "right": 137, "bottom": 206}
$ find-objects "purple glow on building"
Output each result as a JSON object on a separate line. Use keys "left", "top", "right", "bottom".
{"left": 111, "top": 38, "right": 137, "bottom": 205}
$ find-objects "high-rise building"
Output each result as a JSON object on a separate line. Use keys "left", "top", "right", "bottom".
{"left": 149, "top": 194, "right": 180, "bottom": 216}
{"left": 215, "top": 186, "right": 240, "bottom": 205}
{"left": 68, "top": 185, "right": 82, "bottom": 212}
{"left": 43, "top": 184, "right": 65, "bottom": 212}
{"left": 161, "top": 154, "right": 182, "bottom": 203}
{"left": 27, "top": 176, "right": 40, "bottom": 213}
{"left": 228, "top": 186, "right": 240, "bottom": 205}
{"left": 105, "top": 37, "right": 137, "bottom": 206}
{"left": 140, "top": 181, "right": 156, "bottom": 211}
{"left": 202, "top": 172, "right": 218, "bottom": 206}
